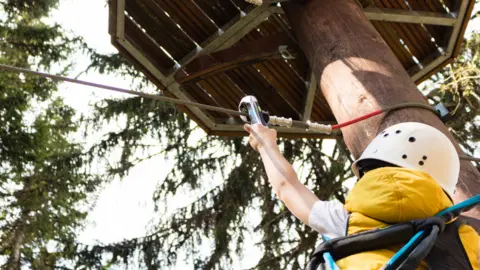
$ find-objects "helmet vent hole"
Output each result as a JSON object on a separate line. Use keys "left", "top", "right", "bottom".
{"left": 409, "top": 137, "right": 416, "bottom": 142}
{"left": 384, "top": 133, "right": 389, "bottom": 137}
{"left": 419, "top": 161, "right": 425, "bottom": 166}
{"left": 396, "top": 130, "right": 401, "bottom": 134}
{"left": 423, "top": 156, "right": 427, "bottom": 160}
{"left": 402, "top": 154, "right": 407, "bottom": 159}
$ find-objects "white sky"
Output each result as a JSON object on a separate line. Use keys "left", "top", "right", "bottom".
{"left": 50, "top": 0, "right": 172, "bottom": 248}
{"left": 49, "top": 0, "right": 479, "bottom": 269}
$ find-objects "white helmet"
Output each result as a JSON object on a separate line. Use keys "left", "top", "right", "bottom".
{"left": 352, "top": 122, "right": 459, "bottom": 199}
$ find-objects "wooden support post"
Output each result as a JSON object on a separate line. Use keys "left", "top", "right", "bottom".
{"left": 283, "top": 0, "right": 479, "bottom": 227}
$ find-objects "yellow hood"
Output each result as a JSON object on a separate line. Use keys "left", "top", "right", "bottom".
{"left": 345, "top": 167, "right": 452, "bottom": 223}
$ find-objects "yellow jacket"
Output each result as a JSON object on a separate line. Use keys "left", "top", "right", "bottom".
{"left": 336, "top": 167, "right": 479, "bottom": 270}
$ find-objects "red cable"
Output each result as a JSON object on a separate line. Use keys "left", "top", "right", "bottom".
{"left": 331, "top": 109, "right": 383, "bottom": 130}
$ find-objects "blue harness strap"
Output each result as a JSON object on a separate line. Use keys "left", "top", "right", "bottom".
{"left": 321, "top": 235, "right": 340, "bottom": 270}
{"left": 382, "top": 194, "right": 480, "bottom": 270}
{"left": 306, "top": 194, "right": 480, "bottom": 270}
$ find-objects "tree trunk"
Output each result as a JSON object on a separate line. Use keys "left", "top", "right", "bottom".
{"left": 283, "top": 0, "right": 480, "bottom": 230}
{"left": 6, "top": 220, "right": 26, "bottom": 270}
{"left": 6, "top": 177, "right": 34, "bottom": 270}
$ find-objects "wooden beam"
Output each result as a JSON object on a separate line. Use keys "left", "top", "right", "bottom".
{"left": 213, "top": 123, "right": 335, "bottom": 139}
{"left": 213, "top": 10, "right": 272, "bottom": 52}
{"left": 302, "top": 71, "right": 317, "bottom": 121}
{"left": 169, "top": 5, "right": 272, "bottom": 76}
{"left": 364, "top": 7, "right": 457, "bottom": 26}
{"left": 175, "top": 33, "right": 296, "bottom": 84}
{"left": 283, "top": 0, "right": 480, "bottom": 227}
{"left": 269, "top": 6, "right": 285, "bottom": 14}
{"left": 412, "top": 0, "right": 470, "bottom": 83}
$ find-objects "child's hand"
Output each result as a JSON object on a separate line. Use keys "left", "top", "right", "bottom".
{"left": 244, "top": 124, "right": 277, "bottom": 151}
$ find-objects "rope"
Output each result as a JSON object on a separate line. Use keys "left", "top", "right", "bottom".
{"left": 0, "top": 64, "right": 248, "bottom": 117}
{"left": 332, "top": 103, "right": 440, "bottom": 130}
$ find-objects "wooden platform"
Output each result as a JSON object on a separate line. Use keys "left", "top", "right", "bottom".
{"left": 108, "top": 0, "right": 475, "bottom": 138}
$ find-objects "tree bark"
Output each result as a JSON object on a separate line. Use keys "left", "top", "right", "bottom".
{"left": 283, "top": 0, "right": 479, "bottom": 230}
{"left": 6, "top": 220, "right": 26, "bottom": 270}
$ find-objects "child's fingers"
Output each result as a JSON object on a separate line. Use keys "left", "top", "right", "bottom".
{"left": 249, "top": 134, "right": 259, "bottom": 151}
{"left": 244, "top": 124, "right": 252, "bottom": 133}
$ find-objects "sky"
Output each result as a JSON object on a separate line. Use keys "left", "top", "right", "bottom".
{"left": 50, "top": 0, "right": 169, "bottom": 246}
{"left": 49, "top": 0, "right": 479, "bottom": 269}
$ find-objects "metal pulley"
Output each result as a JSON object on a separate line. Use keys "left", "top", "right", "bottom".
{"left": 238, "top": 96, "right": 269, "bottom": 126}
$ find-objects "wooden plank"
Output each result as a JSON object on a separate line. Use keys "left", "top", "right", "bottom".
{"left": 124, "top": 17, "right": 175, "bottom": 72}
{"left": 312, "top": 93, "right": 335, "bottom": 121}
{"left": 125, "top": 0, "right": 196, "bottom": 60}
{"left": 230, "top": 0, "right": 252, "bottom": 10}
{"left": 154, "top": 0, "right": 218, "bottom": 44}
{"left": 268, "top": 13, "right": 310, "bottom": 81}
{"left": 226, "top": 67, "right": 299, "bottom": 119}
{"left": 208, "top": 74, "right": 246, "bottom": 108}
{"left": 197, "top": 79, "right": 238, "bottom": 110}
{"left": 182, "top": 84, "right": 223, "bottom": 118}
{"left": 194, "top": 0, "right": 241, "bottom": 27}
{"left": 254, "top": 60, "right": 303, "bottom": 116}
{"left": 371, "top": 21, "right": 416, "bottom": 69}
{"left": 425, "top": 0, "right": 448, "bottom": 13}
{"left": 176, "top": 33, "right": 295, "bottom": 84}
{"left": 265, "top": 60, "right": 305, "bottom": 103}
{"left": 227, "top": 17, "right": 308, "bottom": 119}
{"left": 442, "top": 0, "right": 457, "bottom": 12}
{"left": 364, "top": 7, "right": 456, "bottom": 26}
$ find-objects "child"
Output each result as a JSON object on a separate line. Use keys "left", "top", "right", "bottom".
{"left": 244, "top": 122, "right": 479, "bottom": 269}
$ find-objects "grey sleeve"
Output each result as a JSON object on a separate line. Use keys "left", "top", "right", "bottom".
{"left": 308, "top": 200, "right": 348, "bottom": 239}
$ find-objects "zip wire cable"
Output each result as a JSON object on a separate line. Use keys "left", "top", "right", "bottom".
{"left": 0, "top": 64, "right": 248, "bottom": 117}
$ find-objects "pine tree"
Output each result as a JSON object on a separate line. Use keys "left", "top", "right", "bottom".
{"left": 0, "top": 1, "right": 99, "bottom": 268}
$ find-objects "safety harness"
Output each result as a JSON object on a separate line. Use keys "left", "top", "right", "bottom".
{"left": 306, "top": 195, "right": 480, "bottom": 270}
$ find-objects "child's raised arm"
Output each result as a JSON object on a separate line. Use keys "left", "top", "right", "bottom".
{"left": 244, "top": 124, "right": 320, "bottom": 225}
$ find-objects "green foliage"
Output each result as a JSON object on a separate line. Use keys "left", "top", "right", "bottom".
{"left": 1, "top": 0, "right": 59, "bottom": 21}
{"left": 424, "top": 32, "right": 480, "bottom": 159}
{"left": 0, "top": 0, "right": 99, "bottom": 268}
